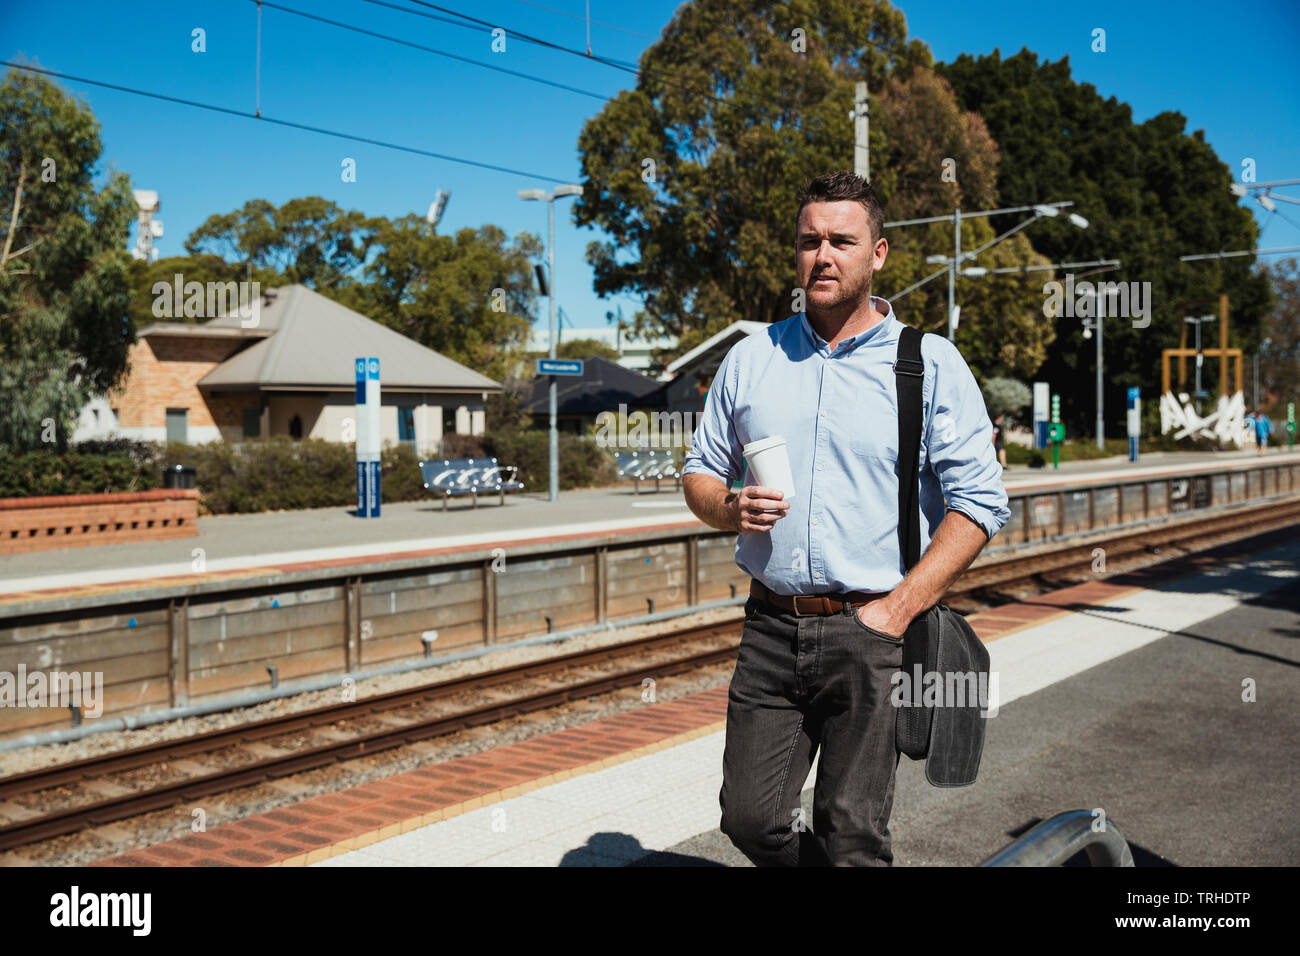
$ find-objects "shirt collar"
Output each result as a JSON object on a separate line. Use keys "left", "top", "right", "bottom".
{"left": 800, "top": 296, "right": 897, "bottom": 354}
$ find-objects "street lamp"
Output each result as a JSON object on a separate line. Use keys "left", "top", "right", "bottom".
{"left": 1054, "top": 278, "right": 1123, "bottom": 451}
{"left": 519, "top": 183, "right": 584, "bottom": 502}
{"left": 895, "top": 201, "right": 1088, "bottom": 341}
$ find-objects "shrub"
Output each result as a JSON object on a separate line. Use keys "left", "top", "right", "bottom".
{"left": 482, "top": 429, "right": 617, "bottom": 491}
{"left": 154, "top": 438, "right": 427, "bottom": 514}
{"left": 72, "top": 436, "right": 160, "bottom": 466}
{"left": 0, "top": 450, "right": 157, "bottom": 498}
{"left": 981, "top": 377, "right": 1032, "bottom": 425}
{"left": 439, "top": 433, "right": 487, "bottom": 459}
{"left": 380, "top": 443, "right": 427, "bottom": 502}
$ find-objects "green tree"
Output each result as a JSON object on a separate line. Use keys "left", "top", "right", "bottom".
{"left": 125, "top": 253, "right": 274, "bottom": 327}
{"left": 185, "top": 196, "right": 373, "bottom": 290}
{"left": 871, "top": 65, "right": 1053, "bottom": 377}
{"left": 333, "top": 219, "right": 541, "bottom": 383}
{"left": 573, "top": 0, "right": 931, "bottom": 359}
{"left": 554, "top": 337, "right": 619, "bottom": 361}
{"left": 938, "top": 48, "right": 1273, "bottom": 431}
{"left": 1254, "top": 257, "right": 1298, "bottom": 416}
{"left": 572, "top": 2, "right": 1049, "bottom": 376}
{"left": 0, "top": 66, "right": 135, "bottom": 452}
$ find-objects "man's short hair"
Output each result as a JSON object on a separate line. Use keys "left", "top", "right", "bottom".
{"left": 795, "top": 171, "right": 885, "bottom": 244}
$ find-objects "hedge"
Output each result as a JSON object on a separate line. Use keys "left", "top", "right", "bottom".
{"left": 154, "top": 439, "right": 427, "bottom": 514}
{"left": 2, "top": 430, "right": 617, "bottom": 512}
{"left": 482, "top": 429, "right": 618, "bottom": 491}
{"left": 0, "top": 451, "right": 157, "bottom": 498}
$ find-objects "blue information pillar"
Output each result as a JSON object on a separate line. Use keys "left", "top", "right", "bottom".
{"left": 355, "top": 357, "right": 381, "bottom": 517}
{"left": 1127, "top": 387, "right": 1141, "bottom": 463}
{"left": 1033, "top": 382, "right": 1050, "bottom": 450}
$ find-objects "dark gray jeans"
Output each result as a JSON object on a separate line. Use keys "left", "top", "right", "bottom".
{"left": 719, "top": 593, "right": 903, "bottom": 866}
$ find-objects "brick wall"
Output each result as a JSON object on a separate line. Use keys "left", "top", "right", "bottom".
{"left": 0, "top": 490, "right": 200, "bottom": 554}
{"left": 113, "top": 335, "right": 255, "bottom": 430}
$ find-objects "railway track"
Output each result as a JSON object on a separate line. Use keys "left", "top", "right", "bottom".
{"left": 1, "top": 493, "right": 1297, "bottom": 854}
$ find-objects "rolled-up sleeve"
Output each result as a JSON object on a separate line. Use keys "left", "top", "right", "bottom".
{"left": 683, "top": 346, "right": 743, "bottom": 484}
{"left": 925, "top": 341, "right": 1010, "bottom": 539}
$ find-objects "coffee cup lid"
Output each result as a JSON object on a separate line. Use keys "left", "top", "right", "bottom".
{"left": 742, "top": 435, "right": 787, "bottom": 457}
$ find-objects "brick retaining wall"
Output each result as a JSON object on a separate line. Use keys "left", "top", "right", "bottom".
{"left": 0, "top": 489, "right": 200, "bottom": 555}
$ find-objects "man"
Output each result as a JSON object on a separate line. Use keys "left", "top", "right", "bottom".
{"left": 682, "top": 170, "right": 1009, "bottom": 866}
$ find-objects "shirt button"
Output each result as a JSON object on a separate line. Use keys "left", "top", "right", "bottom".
{"left": 816, "top": 464, "right": 824, "bottom": 471}
{"left": 819, "top": 410, "right": 826, "bottom": 418}
{"left": 811, "top": 517, "right": 819, "bottom": 525}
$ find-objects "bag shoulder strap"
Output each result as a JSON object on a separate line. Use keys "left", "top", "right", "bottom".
{"left": 894, "top": 326, "right": 925, "bottom": 572}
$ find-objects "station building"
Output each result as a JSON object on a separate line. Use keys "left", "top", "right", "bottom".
{"left": 73, "top": 284, "right": 501, "bottom": 456}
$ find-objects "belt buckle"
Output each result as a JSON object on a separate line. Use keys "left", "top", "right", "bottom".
{"left": 791, "top": 595, "right": 812, "bottom": 618}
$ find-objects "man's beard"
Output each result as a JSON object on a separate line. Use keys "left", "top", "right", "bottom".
{"left": 806, "top": 268, "right": 873, "bottom": 315}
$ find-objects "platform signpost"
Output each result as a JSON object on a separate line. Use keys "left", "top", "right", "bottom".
{"left": 1127, "top": 387, "right": 1141, "bottom": 463}
{"left": 1048, "top": 393, "right": 1064, "bottom": 469}
{"left": 355, "top": 357, "right": 381, "bottom": 518}
{"left": 1288, "top": 403, "right": 1296, "bottom": 450}
{"left": 1033, "top": 382, "right": 1050, "bottom": 450}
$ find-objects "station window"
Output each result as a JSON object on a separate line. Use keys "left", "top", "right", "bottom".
{"left": 165, "top": 407, "right": 188, "bottom": 444}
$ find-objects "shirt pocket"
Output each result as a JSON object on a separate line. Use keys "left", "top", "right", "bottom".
{"left": 848, "top": 405, "right": 899, "bottom": 464}
{"left": 849, "top": 400, "right": 929, "bottom": 469}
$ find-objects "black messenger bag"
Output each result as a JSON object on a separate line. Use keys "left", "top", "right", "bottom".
{"left": 891, "top": 326, "right": 992, "bottom": 788}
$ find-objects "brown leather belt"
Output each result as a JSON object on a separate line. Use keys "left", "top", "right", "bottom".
{"left": 749, "top": 580, "right": 888, "bottom": 617}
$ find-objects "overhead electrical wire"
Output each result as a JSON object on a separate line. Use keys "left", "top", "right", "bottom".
{"left": 505, "top": 0, "right": 659, "bottom": 41}
{"left": 3, "top": 61, "right": 573, "bottom": 184}
{"left": 253, "top": 0, "right": 611, "bottom": 101}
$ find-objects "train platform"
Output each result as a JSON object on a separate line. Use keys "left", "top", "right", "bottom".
{"left": 93, "top": 532, "right": 1300, "bottom": 867}
{"left": 2, "top": 448, "right": 1295, "bottom": 601}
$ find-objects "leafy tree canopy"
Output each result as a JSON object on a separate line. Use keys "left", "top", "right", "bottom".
{"left": 573, "top": 1, "right": 1052, "bottom": 377}
{"left": 574, "top": 0, "right": 929, "bottom": 356}
{"left": 0, "top": 66, "right": 135, "bottom": 452}
{"left": 937, "top": 48, "right": 1273, "bottom": 430}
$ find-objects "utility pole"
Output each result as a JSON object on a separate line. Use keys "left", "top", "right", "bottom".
{"left": 546, "top": 197, "right": 557, "bottom": 497}
{"left": 854, "top": 81, "right": 869, "bottom": 181}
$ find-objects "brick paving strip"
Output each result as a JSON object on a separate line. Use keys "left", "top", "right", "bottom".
{"left": 92, "top": 577, "right": 1140, "bottom": 867}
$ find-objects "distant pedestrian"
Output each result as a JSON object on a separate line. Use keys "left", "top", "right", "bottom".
{"left": 1255, "top": 410, "right": 1272, "bottom": 454}
{"left": 992, "top": 413, "right": 1008, "bottom": 470}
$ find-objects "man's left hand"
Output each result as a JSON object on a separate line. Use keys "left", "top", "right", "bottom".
{"left": 855, "top": 597, "right": 910, "bottom": 638}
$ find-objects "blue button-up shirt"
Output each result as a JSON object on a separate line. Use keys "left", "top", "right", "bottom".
{"left": 682, "top": 298, "right": 1010, "bottom": 595}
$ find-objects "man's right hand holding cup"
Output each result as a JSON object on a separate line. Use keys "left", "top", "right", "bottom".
{"left": 733, "top": 485, "right": 790, "bottom": 534}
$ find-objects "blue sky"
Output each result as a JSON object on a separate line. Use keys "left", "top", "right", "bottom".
{"left": 4, "top": 0, "right": 1298, "bottom": 338}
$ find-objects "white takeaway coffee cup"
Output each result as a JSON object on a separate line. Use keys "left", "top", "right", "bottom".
{"left": 742, "top": 435, "right": 796, "bottom": 501}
